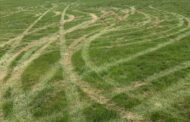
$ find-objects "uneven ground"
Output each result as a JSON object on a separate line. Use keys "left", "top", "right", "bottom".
{"left": 0, "top": 0, "right": 190, "bottom": 122}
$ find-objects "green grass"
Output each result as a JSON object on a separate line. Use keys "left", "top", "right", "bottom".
{"left": 111, "top": 93, "right": 141, "bottom": 110}
{"left": 2, "top": 88, "right": 13, "bottom": 119}
{"left": 1, "top": 0, "right": 190, "bottom": 121}
{"left": 29, "top": 87, "right": 68, "bottom": 118}
{"left": 2, "top": 100, "right": 13, "bottom": 118}
{"left": 21, "top": 50, "right": 61, "bottom": 90}
{"left": 83, "top": 103, "right": 119, "bottom": 122}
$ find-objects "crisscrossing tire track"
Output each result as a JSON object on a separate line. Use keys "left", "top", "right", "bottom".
{"left": 1, "top": 4, "right": 190, "bottom": 122}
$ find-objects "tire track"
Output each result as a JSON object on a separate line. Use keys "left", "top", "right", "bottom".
{"left": 0, "top": 34, "right": 59, "bottom": 121}
{"left": 11, "top": 64, "right": 60, "bottom": 121}
{"left": 59, "top": 6, "right": 87, "bottom": 122}
{"left": 0, "top": 9, "right": 77, "bottom": 82}
{"left": 121, "top": 6, "right": 152, "bottom": 28}
{"left": 82, "top": 8, "right": 186, "bottom": 72}
{"left": 0, "top": 7, "right": 54, "bottom": 49}
{"left": 0, "top": 23, "right": 55, "bottom": 47}
{"left": 0, "top": 9, "right": 78, "bottom": 117}
{"left": 81, "top": 7, "right": 189, "bottom": 72}
{"left": 61, "top": 14, "right": 145, "bottom": 120}
{"left": 81, "top": 15, "right": 189, "bottom": 86}
{"left": 1, "top": 5, "right": 190, "bottom": 122}
{"left": 111, "top": 60, "right": 190, "bottom": 95}
{"left": 0, "top": 7, "right": 54, "bottom": 72}
{"left": 1, "top": 7, "right": 97, "bottom": 82}
{"left": 93, "top": 30, "right": 190, "bottom": 73}
{"left": 0, "top": 33, "right": 59, "bottom": 97}
{"left": 28, "top": 23, "right": 56, "bottom": 35}
{"left": 132, "top": 73, "right": 190, "bottom": 119}
{"left": 0, "top": 5, "right": 97, "bottom": 122}
{"left": 65, "top": 14, "right": 76, "bottom": 23}
{"left": 0, "top": 33, "right": 57, "bottom": 81}
{"left": 149, "top": 6, "right": 190, "bottom": 27}
{"left": 94, "top": 24, "right": 188, "bottom": 49}
{"left": 61, "top": 9, "right": 190, "bottom": 121}
{"left": 0, "top": 10, "right": 100, "bottom": 120}
{"left": 63, "top": 34, "right": 144, "bottom": 121}
{"left": 0, "top": 9, "right": 28, "bottom": 18}
{"left": 65, "top": 13, "right": 98, "bottom": 34}
{"left": 82, "top": 27, "right": 115, "bottom": 71}
{"left": 136, "top": 10, "right": 152, "bottom": 26}
{"left": 93, "top": 8, "right": 189, "bottom": 49}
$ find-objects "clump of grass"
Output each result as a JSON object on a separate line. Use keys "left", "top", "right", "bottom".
{"left": 29, "top": 87, "right": 68, "bottom": 120}
{"left": 150, "top": 111, "right": 180, "bottom": 122}
{"left": 2, "top": 100, "right": 13, "bottom": 118}
{"left": 3, "top": 50, "right": 27, "bottom": 81}
{"left": 21, "top": 50, "right": 60, "bottom": 90}
{"left": 50, "top": 66, "right": 64, "bottom": 82}
{"left": 83, "top": 103, "right": 119, "bottom": 122}
{"left": 111, "top": 93, "right": 141, "bottom": 109}
{"left": 2, "top": 87, "right": 14, "bottom": 119}
{"left": 72, "top": 50, "right": 112, "bottom": 89}
{"left": 172, "top": 96, "right": 190, "bottom": 120}
{"left": 22, "top": 26, "right": 58, "bottom": 43}
{"left": 3, "top": 87, "right": 12, "bottom": 99}
{"left": 0, "top": 46, "right": 9, "bottom": 58}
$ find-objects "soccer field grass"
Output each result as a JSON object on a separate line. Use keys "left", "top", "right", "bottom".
{"left": 0, "top": 0, "right": 190, "bottom": 121}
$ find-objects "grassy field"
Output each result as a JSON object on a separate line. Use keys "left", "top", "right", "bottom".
{"left": 0, "top": 0, "right": 190, "bottom": 122}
